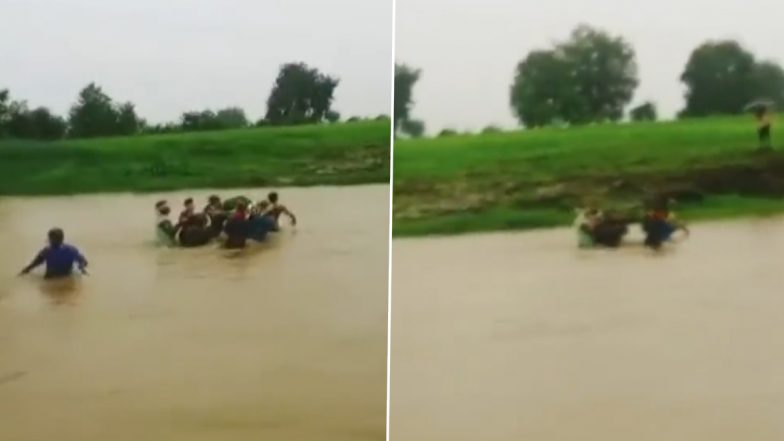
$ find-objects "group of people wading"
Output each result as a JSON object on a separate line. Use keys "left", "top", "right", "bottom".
{"left": 16, "top": 192, "right": 295, "bottom": 280}
{"left": 575, "top": 197, "right": 689, "bottom": 250}
{"left": 155, "top": 192, "right": 296, "bottom": 249}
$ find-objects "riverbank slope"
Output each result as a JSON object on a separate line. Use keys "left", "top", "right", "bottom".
{"left": 0, "top": 120, "right": 390, "bottom": 195}
{"left": 394, "top": 116, "right": 784, "bottom": 236}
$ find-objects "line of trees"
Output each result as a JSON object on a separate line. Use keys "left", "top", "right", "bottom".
{"left": 0, "top": 62, "right": 347, "bottom": 141}
{"left": 395, "top": 24, "right": 784, "bottom": 135}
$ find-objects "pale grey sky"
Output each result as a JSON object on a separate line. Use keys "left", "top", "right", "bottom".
{"left": 396, "top": 0, "right": 784, "bottom": 133}
{"left": 1, "top": 0, "right": 392, "bottom": 123}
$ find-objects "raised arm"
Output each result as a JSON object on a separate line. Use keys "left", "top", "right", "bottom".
{"left": 282, "top": 206, "right": 297, "bottom": 226}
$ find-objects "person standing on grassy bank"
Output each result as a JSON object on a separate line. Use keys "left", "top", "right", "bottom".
{"left": 19, "top": 228, "right": 88, "bottom": 278}
{"left": 756, "top": 107, "right": 773, "bottom": 149}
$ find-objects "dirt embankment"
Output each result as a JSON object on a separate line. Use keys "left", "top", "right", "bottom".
{"left": 394, "top": 150, "right": 784, "bottom": 220}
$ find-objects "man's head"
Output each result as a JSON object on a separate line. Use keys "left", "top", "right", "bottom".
{"left": 258, "top": 200, "right": 271, "bottom": 211}
{"left": 48, "top": 228, "right": 65, "bottom": 247}
{"left": 268, "top": 192, "right": 279, "bottom": 204}
{"left": 208, "top": 195, "right": 221, "bottom": 206}
{"left": 155, "top": 200, "right": 170, "bottom": 214}
{"left": 184, "top": 198, "right": 195, "bottom": 211}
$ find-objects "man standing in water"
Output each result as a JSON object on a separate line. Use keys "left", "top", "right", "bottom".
{"left": 179, "top": 198, "right": 197, "bottom": 225}
{"left": 155, "top": 200, "right": 178, "bottom": 246}
{"left": 204, "top": 195, "right": 223, "bottom": 216}
{"left": 224, "top": 203, "right": 250, "bottom": 249}
{"left": 19, "top": 228, "right": 88, "bottom": 278}
{"left": 267, "top": 191, "right": 297, "bottom": 229}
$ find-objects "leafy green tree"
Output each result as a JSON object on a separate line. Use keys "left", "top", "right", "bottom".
{"left": 26, "top": 107, "right": 67, "bottom": 139}
{"left": 325, "top": 110, "right": 341, "bottom": 123}
{"left": 395, "top": 64, "right": 422, "bottom": 134}
{"left": 630, "top": 102, "right": 657, "bottom": 122}
{"left": 0, "top": 89, "right": 10, "bottom": 137}
{"left": 511, "top": 50, "right": 582, "bottom": 127}
{"left": 180, "top": 107, "right": 249, "bottom": 131}
{"left": 4, "top": 98, "right": 67, "bottom": 140}
{"left": 561, "top": 25, "right": 638, "bottom": 122}
{"left": 751, "top": 61, "right": 784, "bottom": 108}
{"left": 265, "top": 63, "right": 339, "bottom": 125}
{"left": 400, "top": 119, "right": 425, "bottom": 138}
{"left": 481, "top": 125, "right": 502, "bottom": 134}
{"left": 510, "top": 25, "right": 638, "bottom": 127}
{"left": 116, "top": 102, "right": 141, "bottom": 135}
{"left": 181, "top": 110, "right": 219, "bottom": 131}
{"left": 438, "top": 128, "right": 458, "bottom": 137}
{"left": 68, "top": 83, "right": 122, "bottom": 138}
{"left": 680, "top": 41, "right": 758, "bottom": 117}
{"left": 215, "top": 107, "right": 248, "bottom": 129}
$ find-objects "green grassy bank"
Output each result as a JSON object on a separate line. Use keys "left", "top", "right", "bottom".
{"left": 394, "top": 116, "right": 784, "bottom": 237}
{"left": 0, "top": 120, "right": 390, "bottom": 195}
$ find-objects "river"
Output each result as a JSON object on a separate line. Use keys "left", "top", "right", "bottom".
{"left": 391, "top": 218, "right": 784, "bottom": 441}
{"left": 0, "top": 185, "right": 389, "bottom": 441}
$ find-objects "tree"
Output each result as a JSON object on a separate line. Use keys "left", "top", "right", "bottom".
{"left": 438, "top": 128, "right": 458, "bottom": 137}
{"left": 325, "top": 110, "right": 341, "bottom": 123}
{"left": 481, "top": 125, "right": 502, "bottom": 134}
{"left": 511, "top": 50, "right": 582, "bottom": 127}
{"left": 395, "top": 64, "right": 422, "bottom": 133}
{"left": 27, "top": 107, "right": 67, "bottom": 140}
{"left": 680, "top": 41, "right": 758, "bottom": 117}
{"left": 68, "top": 83, "right": 122, "bottom": 138}
{"left": 510, "top": 25, "right": 638, "bottom": 127}
{"left": 116, "top": 102, "right": 141, "bottom": 135}
{"left": 180, "top": 107, "right": 249, "bottom": 131}
{"left": 561, "top": 25, "right": 638, "bottom": 122}
{"left": 4, "top": 99, "right": 67, "bottom": 140}
{"left": 751, "top": 61, "right": 784, "bottom": 108}
{"left": 181, "top": 110, "right": 219, "bottom": 131}
{"left": 0, "top": 89, "right": 10, "bottom": 137}
{"left": 215, "top": 107, "right": 248, "bottom": 129}
{"left": 630, "top": 102, "right": 657, "bottom": 122}
{"left": 265, "top": 62, "right": 339, "bottom": 125}
{"left": 400, "top": 119, "right": 425, "bottom": 138}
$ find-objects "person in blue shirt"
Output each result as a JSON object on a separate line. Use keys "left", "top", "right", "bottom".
{"left": 19, "top": 228, "right": 88, "bottom": 279}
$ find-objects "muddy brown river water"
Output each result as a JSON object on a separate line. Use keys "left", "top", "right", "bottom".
{"left": 0, "top": 185, "right": 388, "bottom": 441}
{"left": 392, "top": 219, "right": 784, "bottom": 441}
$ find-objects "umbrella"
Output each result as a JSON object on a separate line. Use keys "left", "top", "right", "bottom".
{"left": 744, "top": 99, "right": 775, "bottom": 113}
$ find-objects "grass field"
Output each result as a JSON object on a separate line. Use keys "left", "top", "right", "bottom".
{"left": 394, "top": 115, "right": 784, "bottom": 236}
{"left": 0, "top": 120, "right": 390, "bottom": 195}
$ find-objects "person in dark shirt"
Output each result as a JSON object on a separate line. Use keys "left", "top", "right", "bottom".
{"left": 19, "top": 228, "right": 88, "bottom": 279}
{"left": 179, "top": 198, "right": 197, "bottom": 226}
{"left": 203, "top": 195, "right": 227, "bottom": 237}
{"left": 224, "top": 203, "right": 250, "bottom": 249}
{"left": 204, "top": 195, "right": 223, "bottom": 216}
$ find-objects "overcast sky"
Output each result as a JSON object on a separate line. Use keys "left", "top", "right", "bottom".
{"left": 397, "top": 0, "right": 784, "bottom": 133}
{"left": 1, "top": 0, "right": 392, "bottom": 124}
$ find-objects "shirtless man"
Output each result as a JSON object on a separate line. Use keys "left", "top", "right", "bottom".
{"left": 266, "top": 192, "right": 297, "bottom": 229}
